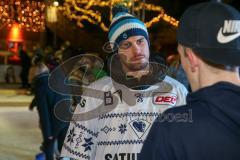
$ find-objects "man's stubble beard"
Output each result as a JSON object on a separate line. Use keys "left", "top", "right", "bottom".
{"left": 121, "top": 58, "right": 149, "bottom": 72}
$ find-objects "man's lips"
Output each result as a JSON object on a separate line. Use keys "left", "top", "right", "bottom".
{"left": 131, "top": 55, "right": 145, "bottom": 61}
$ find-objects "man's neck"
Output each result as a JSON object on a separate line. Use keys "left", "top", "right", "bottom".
{"left": 199, "top": 69, "right": 240, "bottom": 89}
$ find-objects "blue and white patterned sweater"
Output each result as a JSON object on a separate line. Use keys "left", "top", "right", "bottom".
{"left": 61, "top": 76, "right": 188, "bottom": 160}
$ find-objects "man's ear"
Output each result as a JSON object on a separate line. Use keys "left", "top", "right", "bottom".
{"left": 185, "top": 48, "right": 199, "bottom": 72}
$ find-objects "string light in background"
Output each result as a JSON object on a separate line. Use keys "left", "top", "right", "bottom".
{"left": 0, "top": 0, "right": 45, "bottom": 32}
{"left": 0, "top": 0, "right": 178, "bottom": 32}
{"left": 58, "top": 0, "right": 179, "bottom": 32}
{"left": 53, "top": 1, "right": 59, "bottom": 7}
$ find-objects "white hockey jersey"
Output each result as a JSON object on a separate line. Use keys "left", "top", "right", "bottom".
{"left": 61, "top": 76, "right": 188, "bottom": 160}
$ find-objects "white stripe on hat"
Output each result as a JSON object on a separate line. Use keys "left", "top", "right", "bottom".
{"left": 111, "top": 13, "right": 134, "bottom": 24}
{"left": 110, "top": 22, "right": 148, "bottom": 44}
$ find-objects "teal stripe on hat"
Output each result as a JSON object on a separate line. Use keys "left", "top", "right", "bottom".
{"left": 109, "top": 18, "right": 146, "bottom": 40}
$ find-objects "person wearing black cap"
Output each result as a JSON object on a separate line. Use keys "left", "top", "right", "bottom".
{"left": 60, "top": 4, "right": 188, "bottom": 160}
{"left": 140, "top": 2, "right": 240, "bottom": 160}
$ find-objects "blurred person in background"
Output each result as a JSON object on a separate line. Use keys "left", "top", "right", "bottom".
{"left": 31, "top": 53, "right": 70, "bottom": 160}
{"left": 167, "top": 53, "right": 190, "bottom": 90}
{"left": 18, "top": 43, "right": 31, "bottom": 89}
{"left": 5, "top": 66, "right": 16, "bottom": 83}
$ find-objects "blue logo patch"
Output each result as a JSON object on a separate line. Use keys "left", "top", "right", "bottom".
{"left": 129, "top": 119, "right": 151, "bottom": 139}
{"left": 123, "top": 33, "right": 128, "bottom": 39}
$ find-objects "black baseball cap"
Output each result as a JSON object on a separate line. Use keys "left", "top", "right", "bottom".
{"left": 177, "top": 2, "right": 240, "bottom": 66}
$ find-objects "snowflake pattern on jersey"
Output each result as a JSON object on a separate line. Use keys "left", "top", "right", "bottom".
{"left": 82, "top": 137, "right": 94, "bottom": 152}
{"left": 67, "top": 128, "right": 76, "bottom": 144}
{"left": 118, "top": 124, "right": 127, "bottom": 134}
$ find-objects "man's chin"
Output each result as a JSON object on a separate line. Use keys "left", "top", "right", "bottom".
{"left": 127, "top": 62, "right": 148, "bottom": 72}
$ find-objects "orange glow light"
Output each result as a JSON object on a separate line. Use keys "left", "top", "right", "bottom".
{"left": 7, "top": 23, "right": 24, "bottom": 42}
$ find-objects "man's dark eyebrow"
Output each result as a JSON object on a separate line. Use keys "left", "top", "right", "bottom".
{"left": 121, "top": 40, "right": 130, "bottom": 44}
{"left": 121, "top": 37, "right": 144, "bottom": 44}
{"left": 137, "top": 37, "right": 145, "bottom": 41}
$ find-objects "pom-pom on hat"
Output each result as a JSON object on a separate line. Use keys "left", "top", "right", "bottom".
{"left": 108, "top": 5, "right": 149, "bottom": 50}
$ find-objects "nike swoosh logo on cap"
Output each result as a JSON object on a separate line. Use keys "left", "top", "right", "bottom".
{"left": 217, "top": 28, "right": 240, "bottom": 44}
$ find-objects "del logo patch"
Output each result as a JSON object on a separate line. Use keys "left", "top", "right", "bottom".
{"left": 153, "top": 92, "right": 177, "bottom": 106}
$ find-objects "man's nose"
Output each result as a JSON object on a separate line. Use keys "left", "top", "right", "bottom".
{"left": 132, "top": 43, "right": 141, "bottom": 55}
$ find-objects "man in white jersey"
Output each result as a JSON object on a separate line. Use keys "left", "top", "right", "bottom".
{"left": 60, "top": 5, "right": 188, "bottom": 160}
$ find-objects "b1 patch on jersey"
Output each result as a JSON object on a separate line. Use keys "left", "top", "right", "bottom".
{"left": 153, "top": 92, "right": 177, "bottom": 106}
